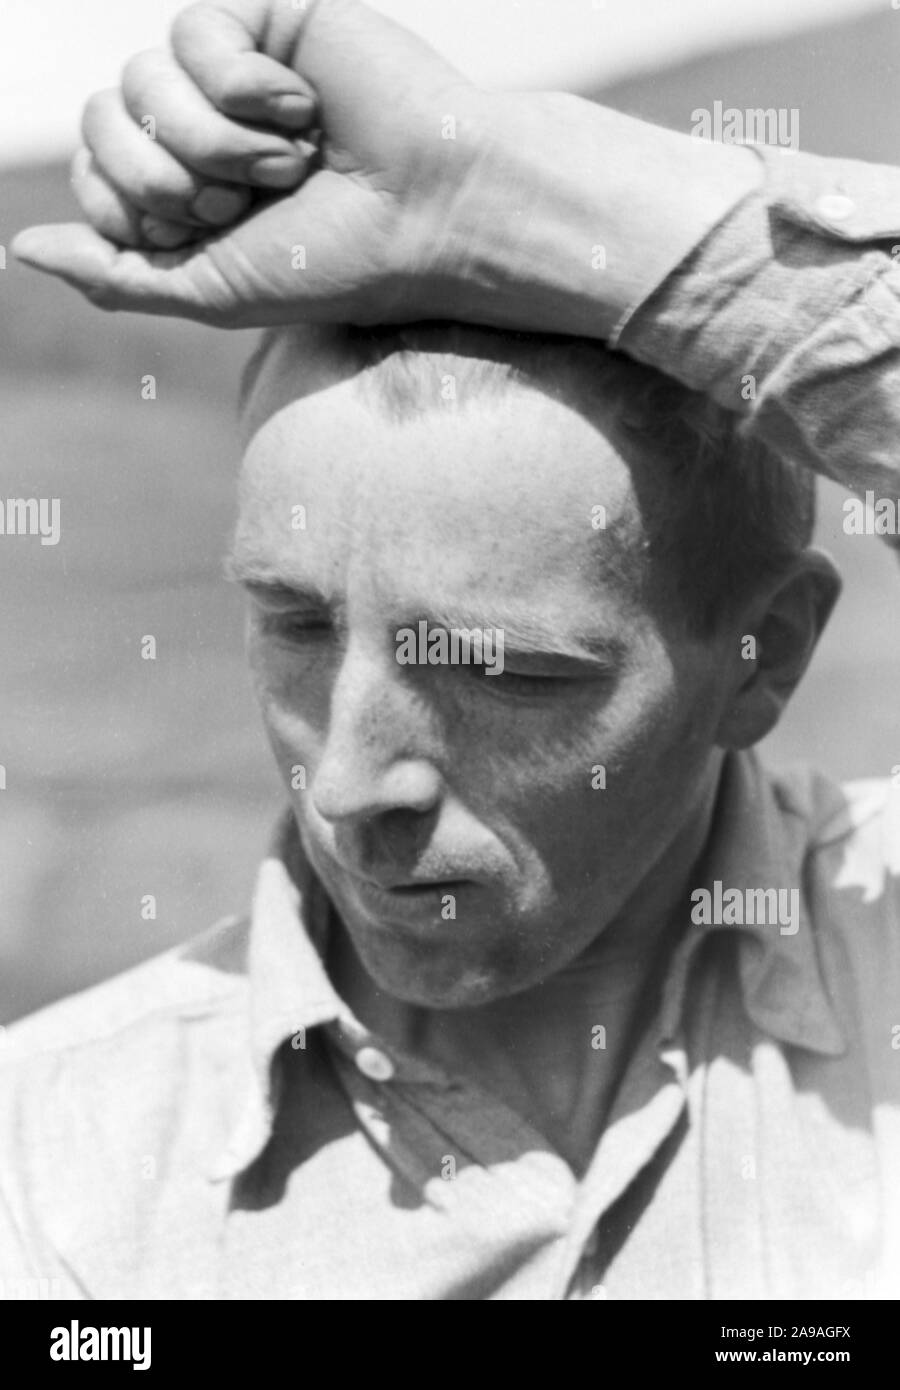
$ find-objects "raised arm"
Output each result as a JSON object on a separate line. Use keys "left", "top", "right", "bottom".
{"left": 14, "top": 0, "right": 900, "bottom": 493}
{"left": 10, "top": 0, "right": 760, "bottom": 333}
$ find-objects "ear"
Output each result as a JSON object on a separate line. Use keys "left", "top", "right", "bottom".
{"left": 714, "top": 549, "right": 842, "bottom": 750}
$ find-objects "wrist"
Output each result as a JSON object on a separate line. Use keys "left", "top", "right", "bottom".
{"left": 422, "top": 91, "right": 764, "bottom": 341}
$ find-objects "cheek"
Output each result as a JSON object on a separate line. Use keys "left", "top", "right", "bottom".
{"left": 481, "top": 666, "right": 715, "bottom": 880}
{"left": 592, "top": 668, "right": 715, "bottom": 820}
{"left": 246, "top": 631, "right": 332, "bottom": 781}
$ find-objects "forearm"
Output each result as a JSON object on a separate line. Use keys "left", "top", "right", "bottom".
{"left": 17, "top": 0, "right": 900, "bottom": 506}
{"left": 440, "top": 93, "right": 764, "bottom": 342}
{"left": 446, "top": 96, "right": 900, "bottom": 499}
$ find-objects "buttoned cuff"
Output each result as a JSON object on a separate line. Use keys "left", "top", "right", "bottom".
{"left": 614, "top": 142, "right": 900, "bottom": 487}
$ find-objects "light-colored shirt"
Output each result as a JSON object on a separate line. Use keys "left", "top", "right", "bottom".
{"left": 1, "top": 750, "right": 899, "bottom": 1299}
{"left": 3, "top": 142, "right": 900, "bottom": 1301}
{"left": 617, "top": 141, "right": 900, "bottom": 504}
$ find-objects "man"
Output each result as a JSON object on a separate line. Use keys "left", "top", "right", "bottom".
{"left": 2, "top": 0, "right": 899, "bottom": 1299}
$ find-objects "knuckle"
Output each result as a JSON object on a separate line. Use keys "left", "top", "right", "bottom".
{"left": 171, "top": 2, "right": 220, "bottom": 47}
{"left": 123, "top": 165, "right": 154, "bottom": 205}
{"left": 125, "top": 157, "right": 194, "bottom": 213}
{"left": 121, "top": 48, "right": 165, "bottom": 105}
{"left": 171, "top": 1, "right": 222, "bottom": 55}
{"left": 80, "top": 88, "right": 116, "bottom": 141}
{"left": 125, "top": 165, "right": 176, "bottom": 211}
{"left": 216, "top": 62, "right": 254, "bottom": 110}
{"left": 189, "top": 129, "right": 232, "bottom": 168}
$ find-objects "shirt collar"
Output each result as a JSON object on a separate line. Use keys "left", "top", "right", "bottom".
{"left": 658, "top": 749, "right": 846, "bottom": 1058}
{"left": 208, "top": 814, "right": 344, "bottom": 1181}
{"left": 211, "top": 750, "right": 846, "bottom": 1181}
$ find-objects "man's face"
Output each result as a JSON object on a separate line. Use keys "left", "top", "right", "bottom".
{"left": 233, "top": 366, "right": 733, "bottom": 1008}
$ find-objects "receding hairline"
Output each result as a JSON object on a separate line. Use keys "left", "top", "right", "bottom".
{"left": 238, "top": 320, "right": 622, "bottom": 446}
{"left": 237, "top": 321, "right": 817, "bottom": 638}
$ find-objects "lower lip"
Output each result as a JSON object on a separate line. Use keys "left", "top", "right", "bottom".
{"left": 347, "top": 876, "right": 470, "bottom": 921}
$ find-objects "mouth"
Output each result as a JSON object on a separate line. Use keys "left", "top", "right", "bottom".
{"left": 374, "top": 878, "right": 470, "bottom": 895}
{"left": 342, "top": 871, "right": 474, "bottom": 923}
{"left": 353, "top": 874, "right": 470, "bottom": 899}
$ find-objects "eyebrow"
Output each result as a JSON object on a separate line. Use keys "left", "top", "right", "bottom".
{"left": 225, "top": 561, "right": 623, "bottom": 667}
{"left": 223, "top": 555, "right": 316, "bottom": 597}
{"left": 425, "top": 605, "right": 624, "bottom": 667}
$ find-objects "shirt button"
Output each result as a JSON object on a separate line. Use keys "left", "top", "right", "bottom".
{"left": 814, "top": 193, "right": 855, "bottom": 223}
{"left": 355, "top": 1046, "right": 395, "bottom": 1082}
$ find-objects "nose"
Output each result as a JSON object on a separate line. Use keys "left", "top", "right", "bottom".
{"left": 310, "top": 641, "right": 443, "bottom": 826}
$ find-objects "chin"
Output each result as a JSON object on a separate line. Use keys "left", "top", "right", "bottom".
{"left": 353, "top": 933, "right": 536, "bottom": 1011}
{"left": 366, "top": 959, "right": 498, "bottom": 1010}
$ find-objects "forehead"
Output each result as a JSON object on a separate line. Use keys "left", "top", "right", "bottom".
{"left": 235, "top": 371, "right": 652, "bottom": 623}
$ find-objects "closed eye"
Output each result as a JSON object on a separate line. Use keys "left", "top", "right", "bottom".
{"left": 462, "top": 664, "right": 598, "bottom": 698}
{"left": 259, "top": 612, "right": 334, "bottom": 642}
{"left": 486, "top": 671, "right": 572, "bottom": 695}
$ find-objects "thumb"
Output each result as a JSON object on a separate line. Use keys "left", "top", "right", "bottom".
{"left": 12, "top": 223, "right": 228, "bottom": 322}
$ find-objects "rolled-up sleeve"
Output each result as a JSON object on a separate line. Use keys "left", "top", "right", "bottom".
{"left": 614, "top": 143, "right": 900, "bottom": 498}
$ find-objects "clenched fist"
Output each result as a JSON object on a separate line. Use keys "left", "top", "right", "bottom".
{"left": 13, "top": 0, "right": 498, "bottom": 327}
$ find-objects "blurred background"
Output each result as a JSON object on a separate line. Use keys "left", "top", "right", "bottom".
{"left": 1, "top": 0, "right": 899, "bottom": 1022}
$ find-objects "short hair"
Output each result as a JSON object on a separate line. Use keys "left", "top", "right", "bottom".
{"left": 239, "top": 321, "right": 815, "bottom": 637}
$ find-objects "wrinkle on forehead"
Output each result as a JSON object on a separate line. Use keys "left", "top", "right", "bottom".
{"left": 237, "top": 328, "right": 668, "bottom": 624}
